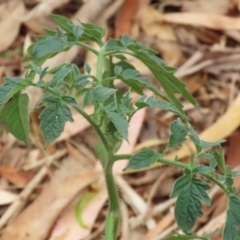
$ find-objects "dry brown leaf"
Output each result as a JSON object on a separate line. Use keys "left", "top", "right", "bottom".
{"left": 0, "top": 170, "right": 101, "bottom": 240}
{"left": 182, "top": 0, "right": 232, "bottom": 15}
{"left": 24, "top": 0, "right": 70, "bottom": 21}
{"left": 139, "top": 8, "right": 182, "bottom": 66}
{"left": 138, "top": 7, "right": 240, "bottom": 31}
{"left": 142, "top": 212, "right": 174, "bottom": 240}
{"left": 0, "top": 165, "right": 34, "bottom": 188}
{"left": 0, "top": 0, "right": 25, "bottom": 52}
{"left": 226, "top": 133, "right": 240, "bottom": 168}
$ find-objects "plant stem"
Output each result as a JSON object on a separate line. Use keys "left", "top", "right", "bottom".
{"left": 104, "top": 160, "right": 120, "bottom": 240}
{"left": 96, "top": 44, "right": 105, "bottom": 84}
{"left": 76, "top": 42, "right": 99, "bottom": 55}
{"left": 73, "top": 105, "right": 110, "bottom": 152}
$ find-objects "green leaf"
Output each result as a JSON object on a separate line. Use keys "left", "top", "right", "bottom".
{"left": 92, "top": 86, "right": 116, "bottom": 101}
{"left": 223, "top": 196, "right": 240, "bottom": 240}
{"left": 193, "top": 165, "right": 215, "bottom": 174}
{"left": 62, "top": 96, "right": 77, "bottom": 106}
{"left": 213, "top": 146, "right": 226, "bottom": 173}
{"left": 41, "top": 95, "right": 60, "bottom": 105}
{"left": 168, "top": 118, "right": 188, "bottom": 148}
{"left": 120, "top": 34, "right": 133, "bottom": 48}
{"left": 50, "top": 67, "right": 73, "bottom": 87}
{"left": 0, "top": 93, "right": 29, "bottom": 144}
{"left": 83, "top": 89, "right": 93, "bottom": 107}
{"left": 39, "top": 103, "right": 73, "bottom": 146}
{"left": 106, "top": 112, "right": 128, "bottom": 141}
{"left": 114, "top": 65, "right": 122, "bottom": 75}
{"left": 200, "top": 152, "right": 217, "bottom": 168}
{"left": 84, "top": 62, "right": 91, "bottom": 74}
{"left": 119, "top": 91, "right": 135, "bottom": 116}
{"left": 170, "top": 175, "right": 211, "bottom": 233}
{"left": 33, "top": 34, "right": 66, "bottom": 59}
{"left": 118, "top": 69, "right": 168, "bottom": 100}
{"left": 188, "top": 125, "right": 202, "bottom": 153}
{"left": 124, "top": 148, "right": 159, "bottom": 170}
{"left": 81, "top": 22, "right": 105, "bottom": 43}
{"left": 200, "top": 139, "right": 225, "bottom": 148}
{"left": 188, "top": 125, "right": 225, "bottom": 153}
{"left": 73, "top": 25, "right": 83, "bottom": 39}
{"left": 0, "top": 77, "right": 26, "bottom": 108}
{"left": 51, "top": 14, "right": 74, "bottom": 34}
{"left": 126, "top": 41, "right": 196, "bottom": 111}
{"left": 135, "top": 95, "right": 186, "bottom": 119}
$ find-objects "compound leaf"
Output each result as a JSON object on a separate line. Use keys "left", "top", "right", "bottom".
{"left": 39, "top": 103, "right": 73, "bottom": 146}
{"left": 170, "top": 175, "right": 211, "bottom": 233}
{"left": 126, "top": 41, "right": 196, "bottom": 112}
{"left": 223, "top": 196, "right": 240, "bottom": 240}
{"left": 124, "top": 148, "right": 159, "bottom": 170}
{"left": 0, "top": 93, "right": 29, "bottom": 144}
{"left": 168, "top": 118, "right": 188, "bottom": 148}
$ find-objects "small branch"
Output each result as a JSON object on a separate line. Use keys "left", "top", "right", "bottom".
{"left": 76, "top": 42, "right": 99, "bottom": 55}
{"left": 114, "top": 154, "right": 228, "bottom": 193}
{"left": 73, "top": 105, "right": 110, "bottom": 152}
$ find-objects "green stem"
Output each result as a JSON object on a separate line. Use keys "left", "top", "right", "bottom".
{"left": 73, "top": 105, "right": 110, "bottom": 152}
{"left": 104, "top": 160, "right": 120, "bottom": 240}
{"left": 76, "top": 42, "right": 98, "bottom": 55}
{"left": 113, "top": 154, "right": 228, "bottom": 194}
{"left": 96, "top": 45, "right": 106, "bottom": 84}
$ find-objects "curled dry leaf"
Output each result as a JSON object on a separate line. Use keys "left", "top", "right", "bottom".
{"left": 0, "top": 0, "right": 25, "bottom": 52}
